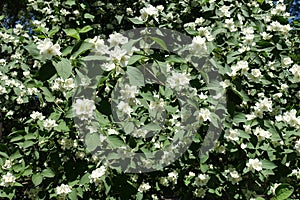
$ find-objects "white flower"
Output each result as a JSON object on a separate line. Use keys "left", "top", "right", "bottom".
{"left": 23, "top": 71, "right": 30, "bottom": 77}
{"left": 37, "top": 38, "right": 61, "bottom": 60}
{"left": 107, "top": 129, "right": 119, "bottom": 135}
{"left": 247, "top": 158, "right": 262, "bottom": 172}
{"left": 229, "top": 170, "right": 242, "bottom": 184}
{"left": 168, "top": 171, "right": 178, "bottom": 184}
{"left": 138, "top": 182, "right": 151, "bottom": 193}
{"left": 255, "top": 97, "right": 272, "bottom": 112}
{"left": 295, "top": 139, "right": 300, "bottom": 153}
{"left": 2, "top": 160, "right": 12, "bottom": 170}
{"left": 194, "top": 174, "right": 209, "bottom": 186}
{"left": 167, "top": 71, "right": 190, "bottom": 89}
{"left": 140, "top": 5, "right": 159, "bottom": 20}
{"left": 224, "top": 128, "right": 239, "bottom": 142}
{"left": 0, "top": 172, "right": 16, "bottom": 187}
{"left": 108, "top": 32, "right": 128, "bottom": 46}
{"left": 103, "top": 62, "right": 116, "bottom": 71}
{"left": 73, "top": 98, "right": 96, "bottom": 120}
{"left": 89, "top": 166, "right": 106, "bottom": 184}
{"left": 261, "top": 32, "right": 272, "bottom": 40}
{"left": 267, "top": 21, "right": 282, "bottom": 32}
{"left": 289, "top": 64, "right": 300, "bottom": 83}
{"left": 195, "top": 17, "right": 205, "bottom": 25}
{"left": 109, "top": 46, "right": 128, "bottom": 63}
{"left": 149, "top": 99, "right": 164, "bottom": 112}
{"left": 0, "top": 85, "right": 7, "bottom": 94}
{"left": 120, "top": 84, "right": 138, "bottom": 99}
{"left": 117, "top": 101, "right": 133, "bottom": 116}
{"left": 56, "top": 184, "right": 72, "bottom": 195}
{"left": 196, "top": 108, "right": 211, "bottom": 122}
{"left": 250, "top": 69, "right": 263, "bottom": 79}
{"left": 190, "top": 36, "right": 207, "bottom": 55}
{"left": 89, "top": 36, "right": 109, "bottom": 55}
{"left": 132, "top": 129, "right": 148, "bottom": 138}
{"left": 253, "top": 127, "right": 271, "bottom": 140}
{"left": 282, "top": 57, "right": 293, "bottom": 67}
{"left": 219, "top": 5, "right": 231, "bottom": 17}
{"left": 30, "top": 111, "right": 45, "bottom": 120}
{"left": 280, "top": 24, "right": 292, "bottom": 35}
{"left": 224, "top": 18, "right": 237, "bottom": 32}
{"left": 43, "top": 119, "right": 58, "bottom": 131}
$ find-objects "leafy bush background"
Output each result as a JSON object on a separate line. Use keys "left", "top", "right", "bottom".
{"left": 0, "top": 0, "right": 299, "bottom": 199}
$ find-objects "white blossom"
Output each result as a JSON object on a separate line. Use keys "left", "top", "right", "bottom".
{"left": 56, "top": 184, "right": 72, "bottom": 195}
{"left": 0, "top": 172, "right": 16, "bottom": 187}
{"left": 247, "top": 158, "right": 262, "bottom": 172}
{"left": 194, "top": 174, "right": 209, "bottom": 186}
{"left": 89, "top": 166, "right": 106, "bottom": 184}
{"left": 138, "top": 182, "right": 151, "bottom": 193}
{"left": 73, "top": 99, "right": 96, "bottom": 120}
{"left": 43, "top": 119, "right": 58, "bottom": 131}
{"left": 37, "top": 38, "right": 61, "bottom": 60}
{"left": 117, "top": 101, "right": 133, "bottom": 116}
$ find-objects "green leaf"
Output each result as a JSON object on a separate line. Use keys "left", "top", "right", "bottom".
{"left": 79, "top": 25, "right": 93, "bottom": 33}
{"left": 128, "top": 17, "right": 144, "bottom": 24}
{"left": 41, "top": 168, "right": 55, "bottom": 178}
{"left": 127, "top": 66, "right": 145, "bottom": 87}
{"left": 53, "top": 58, "right": 73, "bottom": 79}
{"left": 41, "top": 87, "right": 55, "bottom": 102}
{"left": 79, "top": 173, "right": 90, "bottom": 185}
{"left": 68, "top": 189, "right": 78, "bottom": 200}
{"left": 54, "top": 121, "right": 70, "bottom": 132}
{"left": 48, "top": 27, "right": 60, "bottom": 37}
{"left": 233, "top": 113, "right": 247, "bottom": 123}
{"left": 107, "top": 135, "right": 125, "bottom": 148}
{"left": 25, "top": 43, "right": 42, "bottom": 60}
{"left": 85, "top": 133, "right": 99, "bottom": 152}
{"left": 257, "top": 0, "right": 264, "bottom": 4}
{"left": 63, "top": 28, "right": 80, "bottom": 40}
{"left": 115, "top": 15, "right": 124, "bottom": 24}
{"left": 275, "top": 184, "right": 294, "bottom": 200}
{"left": 150, "top": 36, "right": 168, "bottom": 51}
{"left": 23, "top": 140, "right": 35, "bottom": 149}
{"left": 66, "top": 0, "right": 76, "bottom": 6}
{"left": 261, "top": 160, "right": 277, "bottom": 170}
{"left": 72, "top": 42, "right": 93, "bottom": 58}
{"left": 32, "top": 173, "right": 43, "bottom": 186}
{"left": 127, "top": 55, "right": 145, "bottom": 65}
{"left": 84, "top": 13, "right": 95, "bottom": 20}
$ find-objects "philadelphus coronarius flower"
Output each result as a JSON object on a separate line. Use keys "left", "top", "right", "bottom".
{"left": 36, "top": 38, "right": 61, "bottom": 60}
{"left": 224, "top": 128, "right": 239, "bottom": 142}
{"left": 0, "top": 172, "right": 16, "bottom": 187}
{"left": 195, "top": 108, "right": 211, "bottom": 123}
{"left": 295, "top": 139, "right": 300, "bottom": 153}
{"left": 120, "top": 84, "right": 138, "bottom": 99}
{"left": 43, "top": 119, "right": 58, "bottom": 131}
{"left": 138, "top": 182, "right": 151, "bottom": 193}
{"left": 108, "top": 32, "right": 128, "bottom": 47}
{"left": 89, "top": 166, "right": 106, "bottom": 184}
{"left": 253, "top": 127, "right": 272, "bottom": 141}
{"left": 247, "top": 158, "right": 262, "bottom": 172}
{"left": 56, "top": 184, "right": 72, "bottom": 195}
{"left": 140, "top": 5, "right": 159, "bottom": 21}
{"left": 194, "top": 174, "right": 210, "bottom": 186}
{"left": 73, "top": 99, "right": 96, "bottom": 120}
{"left": 190, "top": 36, "right": 207, "bottom": 55}
{"left": 167, "top": 71, "right": 190, "bottom": 90}
{"left": 289, "top": 64, "right": 300, "bottom": 83}
{"left": 89, "top": 36, "right": 109, "bottom": 55}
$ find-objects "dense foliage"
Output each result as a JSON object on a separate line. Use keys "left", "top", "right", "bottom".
{"left": 0, "top": 0, "right": 299, "bottom": 199}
